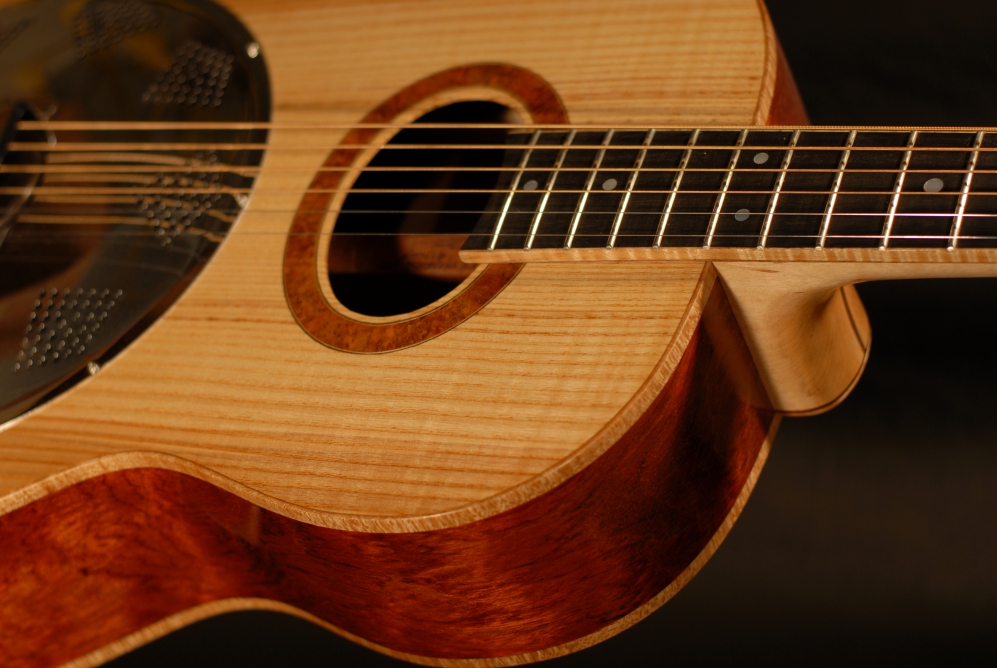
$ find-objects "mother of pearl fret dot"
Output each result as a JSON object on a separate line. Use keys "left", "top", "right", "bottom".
{"left": 602, "top": 178, "right": 618, "bottom": 190}
{"left": 753, "top": 152, "right": 769, "bottom": 165}
{"left": 734, "top": 208, "right": 750, "bottom": 222}
{"left": 923, "top": 178, "right": 944, "bottom": 193}
{"left": 522, "top": 179, "right": 538, "bottom": 191}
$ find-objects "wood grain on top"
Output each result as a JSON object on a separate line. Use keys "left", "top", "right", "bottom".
{"left": 0, "top": 0, "right": 776, "bottom": 526}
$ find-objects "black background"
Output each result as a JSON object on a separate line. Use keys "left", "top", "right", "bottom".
{"left": 109, "top": 1, "right": 997, "bottom": 665}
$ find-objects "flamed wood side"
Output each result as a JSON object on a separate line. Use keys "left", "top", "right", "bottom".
{"left": 0, "top": 277, "right": 775, "bottom": 668}
{"left": 0, "top": 0, "right": 799, "bottom": 665}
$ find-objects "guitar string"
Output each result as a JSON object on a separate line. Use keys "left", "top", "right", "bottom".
{"left": 11, "top": 205, "right": 997, "bottom": 242}
{"left": 2, "top": 187, "right": 996, "bottom": 196}
{"left": 18, "top": 209, "right": 997, "bottom": 219}
{"left": 3, "top": 129, "right": 996, "bottom": 246}
{"left": 19, "top": 121, "right": 997, "bottom": 131}
{"left": 5, "top": 165, "right": 997, "bottom": 174}
{"left": 9, "top": 214, "right": 997, "bottom": 238}
{"left": 5, "top": 129, "right": 997, "bottom": 235}
{"left": 11, "top": 142, "right": 997, "bottom": 151}
{"left": 2, "top": 214, "right": 997, "bottom": 244}
{"left": 8, "top": 231, "right": 992, "bottom": 247}
{"left": 10, "top": 200, "right": 997, "bottom": 214}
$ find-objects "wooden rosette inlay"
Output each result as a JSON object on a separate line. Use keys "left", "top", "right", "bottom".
{"left": 283, "top": 65, "right": 568, "bottom": 353}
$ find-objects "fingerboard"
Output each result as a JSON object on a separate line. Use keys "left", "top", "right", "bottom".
{"left": 460, "top": 127, "right": 997, "bottom": 262}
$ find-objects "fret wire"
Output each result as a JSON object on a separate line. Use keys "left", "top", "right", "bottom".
{"left": 13, "top": 186, "right": 997, "bottom": 196}
{"left": 948, "top": 130, "right": 985, "bottom": 251}
{"left": 12, "top": 165, "right": 997, "bottom": 175}
{"left": 816, "top": 129, "right": 857, "bottom": 250}
{"left": 487, "top": 130, "right": 541, "bottom": 251}
{"left": 758, "top": 129, "right": 800, "bottom": 249}
{"left": 564, "top": 129, "right": 614, "bottom": 249}
{"left": 332, "top": 211, "right": 997, "bottom": 219}
{"left": 21, "top": 120, "right": 997, "bottom": 135}
{"left": 607, "top": 129, "right": 655, "bottom": 249}
{"left": 24, "top": 142, "right": 997, "bottom": 152}
{"left": 704, "top": 129, "right": 748, "bottom": 249}
{"left": 653, "top": 129, "right": 700, "bottom": 248}
{"left": 21, "top": 208, "right": 997, "bottom": 219}
{"left": 880, "top": 130, "right": 918, "bottom": 250}
{"left": 22, "top": 227, "right": 997, "bottom": 238}
{"left": 525, "top": 130, "right": 576, "bottom": 250}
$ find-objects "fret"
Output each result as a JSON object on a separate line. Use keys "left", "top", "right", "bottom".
{"left": 525, "top": 130, "right": 576, "bottom": 250}
{"left": 703, "top": 129, "right": 748, "bottom": 248}
{"left": 653, "top": 129, "right": 700, "bottom": 247}
{"left": 487, "top": 129, "right": 541, "bottom": 251}
{"left": 564, "top": 129, "right": 613, "bottom": 249}
{"left": 958, "top": 133, "right": 997, "bottom": 247}
{"left": 462, "top": 126, "right": 997, "bottom": 257}
{"left": 816, "top": 129, "right": 857, "bottom": 249}
{"left": 526, "top": 131, "right": 605, "bottom": 250}
{"left": 820, "top": 131, "right": 912, "bottom": 248}
{"left": 879, "top": 130, "right": 919, "bottom": 249}
{"left": 758, "top": 129, "right": 800, "bottom": 249}
{"left": 570, "top": 131, "right": 645, "bottom": 248}
{"left": 610, "top": 131, "right": 695, "bottom": 249}
{"left": 702, "top": 130, "right": 789, "bottom": 248}
{"left": 887, "top": 132, "right": 974, "bottom": 248}
{"left": 949, "top": 131, "right": 985, "bottom": 250}
{"left": 607, "top": 129, "right": 655, "bottom": 249}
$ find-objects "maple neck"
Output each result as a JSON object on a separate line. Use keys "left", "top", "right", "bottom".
{"left": 459, "top": 127, "right": 997, "bottom": 263}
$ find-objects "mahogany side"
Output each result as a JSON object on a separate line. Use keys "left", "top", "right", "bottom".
{"left": 766, "top": 40, "right": 810, "bottom": 125}
{"left": 0, "top": 279, "right": 774, "bottom": 667}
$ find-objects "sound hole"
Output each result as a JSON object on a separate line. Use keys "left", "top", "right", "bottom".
{"left": 328, "top": 101, "right": 514, "bottom": 317}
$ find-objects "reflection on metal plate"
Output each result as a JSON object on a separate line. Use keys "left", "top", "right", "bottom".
{"left": 0, "top": 0, "right": 271, "bottom": 423}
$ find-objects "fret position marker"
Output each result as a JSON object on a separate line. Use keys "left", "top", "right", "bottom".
{"left": 523, "top": 179, "right": 538, "bottom": 191}
{"left": 949, "top": 130, "right": 984, "bottom": 250}
{"left": 923, "top": 178, "right": 943, "bottom": 193}
{"left": 734, "top": 209, "right": 750, "bottom": 222}
{"left": 602, "top": 178, "right": 617, "bottom": 190}
{"left": 753, "top": 152, "right": 769, "bottom": 165}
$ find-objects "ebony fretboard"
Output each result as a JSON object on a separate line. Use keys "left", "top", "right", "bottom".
{"left": 459, "top": 127, "right": 997, "bottom": 261}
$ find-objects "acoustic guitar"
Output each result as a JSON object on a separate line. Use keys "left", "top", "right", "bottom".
{"left": 1, "top": 0, "right": 993, "bottom": 665}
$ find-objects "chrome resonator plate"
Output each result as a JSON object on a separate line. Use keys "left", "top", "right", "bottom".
{"left": 0, "top": 0, "right": 271, "bottom": 423}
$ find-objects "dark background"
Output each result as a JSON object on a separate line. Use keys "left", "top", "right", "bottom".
{"left": 109, "top": 1, "right": 997, "bottom": 665}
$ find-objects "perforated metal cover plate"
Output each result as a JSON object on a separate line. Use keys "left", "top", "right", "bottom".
{"left": 0, "top": 0, "right": 271, "bottom": 423}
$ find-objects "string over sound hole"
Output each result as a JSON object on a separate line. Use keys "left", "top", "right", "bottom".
{"left": 328, "top": 101, "right": 515, "bottom": 317}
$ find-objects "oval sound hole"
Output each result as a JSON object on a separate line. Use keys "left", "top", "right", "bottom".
{"left": 329, "top": 101, "right": 515, "bottom": 317}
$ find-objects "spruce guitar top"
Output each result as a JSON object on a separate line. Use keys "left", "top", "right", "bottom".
{"left": 0, "top": 0, "right": 992, "bottom": 666}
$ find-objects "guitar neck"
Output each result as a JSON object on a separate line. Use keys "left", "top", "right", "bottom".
{"left": 460, "top": 126, "right": 997, "bottom": 264}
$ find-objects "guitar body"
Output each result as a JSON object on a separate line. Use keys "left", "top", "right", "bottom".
{"left": 0, "top": 0, "right": 807, "bottom": 665}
